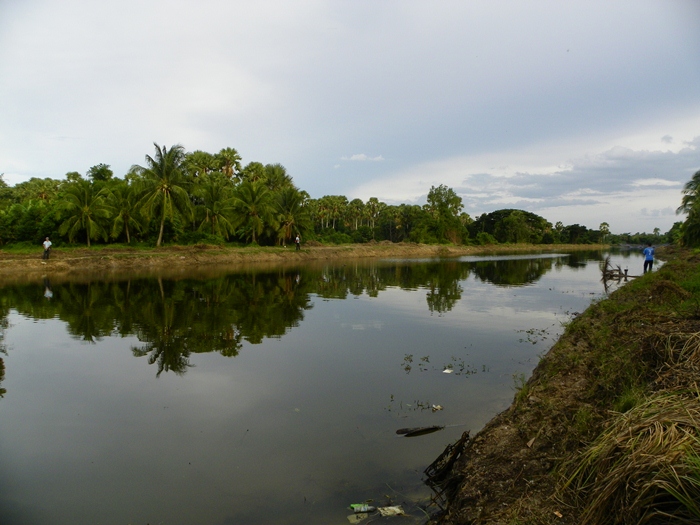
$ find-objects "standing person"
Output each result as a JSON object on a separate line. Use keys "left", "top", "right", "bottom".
{"left": 643, "top": 242, "right": 654, "bottom": 274}
{"left": 295, "top": 234, "right": 301, "bottom": 251}
{"left": 42, "top": 237, "right": 52, "bottom": 260}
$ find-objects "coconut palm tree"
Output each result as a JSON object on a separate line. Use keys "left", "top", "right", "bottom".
{"left": 678, "top": 169, "right": 700, "bottom": 215}
{"left": 194, "top": 173, "right": 237, "bottom": 239}
{"left": 107, "top": 181, "right": 143, "bottom": 244}
{"left": 231, "top": 180, "right": 277, "bottom": 244}
{"left": 58, "top": 179, "right": 111, "bottom": 247}
{"left": 132, "top": 143, "right": 192, "bottom": 247}
{"left": 276, "top": 186, "right": 311, "bottom": 245}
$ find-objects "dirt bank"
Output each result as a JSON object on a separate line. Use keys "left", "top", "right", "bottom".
{"left": 0, "top": 242, "right": 605, "bottom": 283}
{"left": 426, "top": 247, "right": 700, "bottom": 524}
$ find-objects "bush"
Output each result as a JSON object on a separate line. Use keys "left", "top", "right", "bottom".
{"left": 319, "top": 231, "right": 353, "bottom": 245}
{"left": 176, "top": 231, "right": 226, "bottom": 246}
{"left": 476, "top": 232, "right": 498, "bottom": 245}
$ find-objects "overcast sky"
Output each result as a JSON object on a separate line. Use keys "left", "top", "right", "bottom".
{"left": 1, "top": 1, "right": 699, "bottom": 234}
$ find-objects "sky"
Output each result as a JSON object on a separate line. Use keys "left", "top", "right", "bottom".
{"left": 1, "top": 1, "right": 700, "bottom": 234}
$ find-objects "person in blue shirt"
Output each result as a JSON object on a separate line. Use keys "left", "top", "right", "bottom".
{"left": 643, "top": 243, "right": 655, "bottom": 274}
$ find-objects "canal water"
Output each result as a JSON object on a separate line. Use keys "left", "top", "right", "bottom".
{"left": 0, "top": 250, "right": 642, "bottom": 525}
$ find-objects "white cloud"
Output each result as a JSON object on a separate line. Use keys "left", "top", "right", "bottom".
{"left": 341, "top": 154, "right": 385, "bottom": 162}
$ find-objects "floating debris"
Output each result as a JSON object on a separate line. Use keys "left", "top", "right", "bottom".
{"left": 396, "top": 425, "right": 445, "bottom": 437}
{"left": 378, "top": 505, "right": 406, "bottom": 517}
{"left": 348, "top": 503, "right": 376, "bottom": 513}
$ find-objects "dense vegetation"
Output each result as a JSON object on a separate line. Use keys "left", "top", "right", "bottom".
{"left": 0, "top": 143, "right": 677, "bottom": 249}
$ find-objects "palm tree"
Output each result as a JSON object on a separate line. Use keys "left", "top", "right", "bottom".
{"left": 58, "top": 179, "right": 111, "bottom": 247}
{"left": 276, "top": 187, "right": 311, "bottom": 245}
{"left": 184, "top": 150, "right": 216, "bottom": 179}
{"left": 194, "top": 173, "right": 237, "bottom": 239}
{"left": 677, "top": 169, "right": 700, "bottom": 215}
{"left": 215, "top": 147, "right": 242, "bottom": 181}
{"left": 240, "top": 162, "right": 265, "bottom": 184}
{"left": 107, "top": 181, "right": 143, "bottom": 244}
{"left": 132, "top": 143, "right": 192, "bottom": 247}
{"left": 264, "top": 163, "right": 294, "bottom": 192}
{"left": 231, "top": 180, "right": 277, "bottom": 244}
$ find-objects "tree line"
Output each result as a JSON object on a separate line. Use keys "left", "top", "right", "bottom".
{"left": 0, "top": 142, "right": 677, "bottom": 248}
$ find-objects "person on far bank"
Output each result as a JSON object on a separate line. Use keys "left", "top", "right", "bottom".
{"left": 42, "top": 237, "right": 52, "bottom": 260}
{"left": 643, "top": 242, "right": 655, "bottom": 274}
{"left": 295, "top": 234, "right": 301, "bottom": 251}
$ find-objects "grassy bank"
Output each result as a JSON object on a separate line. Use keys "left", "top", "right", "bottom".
{"left": 427, "top": 246, "right": 700, "bottom": 524}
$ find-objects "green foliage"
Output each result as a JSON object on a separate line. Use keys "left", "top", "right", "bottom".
{"left": 470, "top": 209, "right": 552, "bottom": 244}
{"left": 87, "top": 163, "right": 113, "bottom": 182}
{"left": 676, "top": 169, "right": 700, "bottom": 247}
{"left": 318, "top": 230, "right": 353, "bottom": 245}
{"left": 476, "top": 231, "right": 497, "bottom": 245}
{"left": 57, "top": 179, "right": 111, "bottom": 247}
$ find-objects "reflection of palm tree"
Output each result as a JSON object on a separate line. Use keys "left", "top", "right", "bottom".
{"left": 132, "top": 295, "right": 192, "bottom": 376}
{"left": 132, "top": 143, "right": 192, "bottom": 247}
{"left": 60, "top": 283, "right": 117, "bottom": 342}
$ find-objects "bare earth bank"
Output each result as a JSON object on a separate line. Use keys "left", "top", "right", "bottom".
{"left": 0, "top": 242, "right": 605, "bottom": 284}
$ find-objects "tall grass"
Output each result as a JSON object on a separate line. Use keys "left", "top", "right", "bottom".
{"left": 562, "top": 391, "right": 700, "bottom": 525}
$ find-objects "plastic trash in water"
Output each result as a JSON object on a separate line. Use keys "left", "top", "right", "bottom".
{"left": 347, "top": 513, "right": 368, "bottom": 524}
{"left": 349, "top": 504, "right": 376, "bottom": 513}
{"left": 378, "top": 505, "right": 406, "bottom": 517}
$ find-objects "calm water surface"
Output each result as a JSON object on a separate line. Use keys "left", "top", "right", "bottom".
{"left": 0, "top": 250, "right": 643, "bottom": 524}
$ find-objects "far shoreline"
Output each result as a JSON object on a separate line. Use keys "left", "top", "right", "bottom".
{"left": 0, "top": 242, "right": 610, "bottom": 284}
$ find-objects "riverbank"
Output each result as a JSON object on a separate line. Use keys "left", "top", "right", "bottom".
{"left": 0, "top": 242, "right": 606, "bottom": 282}
{"left": 426, "top": 246, "right": 700, "bottom": 524}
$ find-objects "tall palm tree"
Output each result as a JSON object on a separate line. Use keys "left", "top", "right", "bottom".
{"left": 194, "top": 173, "right": 237, "bottom": 239}
{"left": 58, "top": 179, "right": 111, "bottom": 247}
{"left": 276, "top": 187, "right": 312, "bottom": 245}
{"left": 231, "top": 180, "right": 277, "bottom": 244}
{"left": 107, "top": 181, "right": 143, "bottom": 244}
{"left": 132, "top": 143, "right": 192, "bottom": 247}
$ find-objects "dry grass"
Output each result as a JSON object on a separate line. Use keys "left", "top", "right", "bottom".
{"left": 562, "top": 391, "right": 700, "bottom": 525}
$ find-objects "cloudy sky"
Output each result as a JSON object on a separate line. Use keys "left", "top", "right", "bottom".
{"left": 1, "top": 1, "right": 699, "bottom": 234}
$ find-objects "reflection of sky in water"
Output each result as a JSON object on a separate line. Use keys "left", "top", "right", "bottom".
{"left": 0, "top": 251, "right": 642, "bottom": 525}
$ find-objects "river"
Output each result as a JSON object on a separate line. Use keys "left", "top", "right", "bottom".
{"left": 0, "top": 249, "right": 643, "bottom": 524}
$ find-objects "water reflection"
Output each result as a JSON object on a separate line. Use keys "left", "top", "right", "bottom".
{"left": 0, "top": 252, "right": 612, "bottom": 379}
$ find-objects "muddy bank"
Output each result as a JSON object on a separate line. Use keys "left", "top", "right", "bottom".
{"left": 426, "top": 247, "right": 700, "bottom": 524}
{"left": 0, "top": 243, "right": 605, "bottom": 284}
